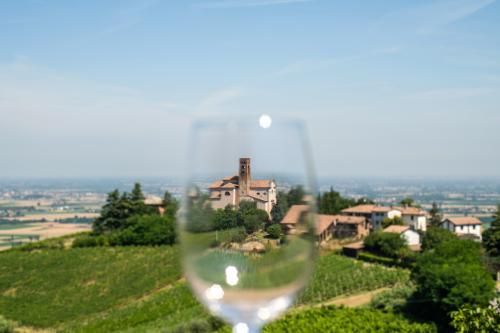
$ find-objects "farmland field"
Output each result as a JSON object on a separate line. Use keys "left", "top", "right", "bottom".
{"left": 0, "top": 242, "right": 425, "bottom": 332}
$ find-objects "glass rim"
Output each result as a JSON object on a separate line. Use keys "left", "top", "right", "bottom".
{"left": 191, "top": 115, "right": 306, "bottom": 132}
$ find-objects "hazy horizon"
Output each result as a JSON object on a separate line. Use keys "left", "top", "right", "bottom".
{"left": 1, "top": 0, "right": 499, "bottom": 179}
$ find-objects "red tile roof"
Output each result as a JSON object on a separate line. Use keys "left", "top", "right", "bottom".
{"left": 383, "top": 225, "right": 410, "bottom": 234}
{"left": 281, "top": 205, "right": 310, "bottom": 225}
{"left": 341, "top": 205, "right": 376, "bottom": 214}
{"left": 445, "top": 217, "right": 482, "bottom": 226}
{"left": 316, "top": 214, "right": 335, "bottom": 235}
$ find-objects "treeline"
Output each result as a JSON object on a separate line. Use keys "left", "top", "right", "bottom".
{"left": 73, "top": 183, "right": 177, "bottom": 247}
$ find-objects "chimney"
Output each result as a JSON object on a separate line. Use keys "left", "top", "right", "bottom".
{"left": 239, "top": 158, "right": 251, "bottom": 197}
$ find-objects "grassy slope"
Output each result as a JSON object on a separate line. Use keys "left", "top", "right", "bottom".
{"left": 0, "top": 246, "right": 180, "bottom": 328}
{"left": 0, "top": 243, "right": 433, "bottom": 333}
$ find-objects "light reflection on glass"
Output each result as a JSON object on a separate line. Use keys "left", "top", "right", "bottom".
{"left": 225, "top": 265, "right": 239, "bottom": 286}
{"left": 205, "top": 284, "right": 224, "bottom": 300}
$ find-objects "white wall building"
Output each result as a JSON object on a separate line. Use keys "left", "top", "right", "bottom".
{"left": 208, "top": 158, "right": 277, "bottom": 216}
{"left": 441, "top": 217, "right": 482, "bottom": 240}
{"left": 383, "top": 225, "right": 421, "bottom": 246}
{"left": 342, "top": 204, "right": 428, "bottom": 231}
{"left": 371, "top": 207, "right": 402, "bottom": 230}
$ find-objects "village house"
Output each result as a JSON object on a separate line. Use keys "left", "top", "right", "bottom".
{"left": 208, "top": 158, "right": 277, "bottom": 216}
{"left": 341, "top": 204, "right": 428, "bottom": 231}
{"left": 441, "top": 217, "right": 482, "bottom": 240}
{"left": 383, "top": 225, "right": 421, "bottom": 249}
{"left": 281, "top": 205, "right": 368, "bottom": 242}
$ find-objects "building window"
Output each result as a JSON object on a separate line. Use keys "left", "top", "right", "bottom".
{"left": 411, "top": 216, "right": 414, "bottom": 221}
{"left": 257, "top": 192, "right": 260, "bottom": 195}
{"left": 225, "top": 192, "right": 231, "bottom": 196}
{"left": 262, "top": 192, "right": 266, "bottom": 195}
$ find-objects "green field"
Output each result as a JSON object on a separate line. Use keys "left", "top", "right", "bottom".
{"left": 0, "top": 242, "right": 431, "bottom": 332}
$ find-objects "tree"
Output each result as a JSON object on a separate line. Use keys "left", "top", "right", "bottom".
{"left": 185, "top": 193, "right": 214, "bottom": 232}
{"left": 271, "top": 191, "right": 288, "bottom": 223}
{"left": 130, "top": 183, "right": 153, "bottom": 216}
{"left": 162, "top": 191, "right": 173, "bottom": 207}
{"left": 109, "top": 214, "right": 176, "bottom": 246}
{"left": 429, "top": 202, "right": 442, "bottom": 227}
{"left": 411, "top": 238, "right": 496, "bottom": 323}
{"left": 483, "top": 203, "right": 500, "bottom": 257}
{"left": 450, "top": 304, "right": 500, "bottom": 333}
{"left": 400, "top": 197, "right": 415, "bottom": 207}
{"left": 267, "top": 224, "right": 282, "bottom": 239}
{"left": 356, "top": 197, "right": 374, "bottom": 205}
{"left": 92, "top": 190, "right": 118, "bottom": 233}
{"left": 421, "top": 226, "right": 457, "bottom": 251}
{"left": 243, "top": 215, "right": 263, "bottom": 234}
{"left": 381, "top": 216, "right": 405, "bottom": 229}
{"left": 237, "top": 201, "right": 269, "bottom": 234}
{"left": 287, "top": 186, "right": 305, "bottom": 206}
{"left": 364, "top": 231, "right": 408, "bottom": 258}
{"left": 212, "top": 205, "right": 238, "bottom": 230}
{"left": 317, "top": 187, "right": 356, "bottom": 215}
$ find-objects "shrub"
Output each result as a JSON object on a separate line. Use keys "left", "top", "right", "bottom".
{"left": 72, "top": 235, "right": 108, "bottom": 248}
{"left": 370, "top": 283, "right": 416, "bottom": 312}
{"left": 20, "top": 238, "right": 64, "bottom": 252}
{"left": 364, "top": 231, "right": 407, "bottom": 258}
{"left": 212, "top": 205, "right": 238, "bottom": 230}
{"left": 242, "top": 215, "right": 263, "bottom": 234}
{"left": 231, "top": 229, "right": 246, "bottom": 243}
{"left": 107, "top": 215, "right": 176, "bottom": 246}
{"left": 411, "top": 238, "right": 496, "bottom": 324}
{"left": 450, "top": 304, "right": 500, "bottom": 333}
{"left": 266, "top": 224, "right": 282, "bottom": 239}
{"left": 0, "top": 315, "right": 14, "bottom": 333}
{"left": 421, "top": 226, "right": 457, "bottom": 251}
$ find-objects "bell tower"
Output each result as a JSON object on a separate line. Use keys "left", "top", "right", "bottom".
{"left": 239, "top": 158, "right": 251, "bottom": 197}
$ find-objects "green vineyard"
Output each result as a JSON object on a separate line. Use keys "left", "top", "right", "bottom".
{"left": 297, "top": 253, "right": 410, "bottom": 304}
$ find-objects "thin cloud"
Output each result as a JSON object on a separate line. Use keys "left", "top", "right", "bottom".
{"left": 197, "top": 87, "right": 246, "bottom": 114}
{"left": 194, "top": 0, "right": 313, "bottom": 9}
{"left": 376, "top": 0, "right": 496, "bottom": 35}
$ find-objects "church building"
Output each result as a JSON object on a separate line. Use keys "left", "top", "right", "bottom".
{"left": 208, "top": 158, "right": 277, "bottom": 215}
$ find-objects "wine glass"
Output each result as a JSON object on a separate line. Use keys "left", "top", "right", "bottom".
{"left": 179, "top": 115, "right": 317, "bottom": 333}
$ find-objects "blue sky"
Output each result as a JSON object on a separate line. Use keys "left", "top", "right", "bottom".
{"left": 0, "top": 0, "right": 499, "bottom": 178}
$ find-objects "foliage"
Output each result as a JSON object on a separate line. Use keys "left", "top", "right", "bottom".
{"left": 185, "top": 193, "right": 214, "bottom": 233}
{"left": 421, "top": 226, "right": 457, "bottom": 251}
{"left": 212, "top": 205, "right": 238, "bottom": 230}
{"left": 317, "top": 187, "right": 356, "bottom": 215}
{"left": 400, "top": 197, "right": 416, "bottom": 207}
{"left": 428, "top": 202, "right": 442, "bottom": 227}
{"left": 411, "top": 238, "right": 496, "bottom": 323}
{"left": 18, "top": 237, "right": 65, "bottom": 252}
{"left": 370, "top": 282, "right": 416, "bottom": 313}
{"left": 297, "top": 253, "right": 410, "bottom": 304}
{"left": 364, "top": 231, "right": 408, "bottom": 259}
{"left": 356, "top": 197, "right": 374, "bottom": 205}
{"left": 266, "top": 223, "right": 282, "bottom": 239}
{"left": 483, "top": 203, "right": 500, "bottom": 257}
{"left": 357, "top": 251, "right": 401, "bottom": 267}
{"left": 237, "top": 201, "right": 269, "bottom": 234}
{"left": 450, "top": 304, "right": 500, "bottom": 333}
{"left": 381, "top": 216, "right": 405, "bottom": 228}
{"left": 242, "top": 214, "right": 263, "bottom": 234}
{"left": 0, "top": 316, "right": 14, "bottom": 333}
{"left": 287, "top": 185, "right": 305, "bottom": 206}
{"left": 0, "top": 246, "right": 181, "bottom": 328}
{"left": 72, "top": 234, "right": 108, "bottom": 247}
{"left": 271, "top": 191, "right": 288, "bottom": 223}
{"left": 108, "top": 214, "right": 177, "bottom": 246}
{"left": 92, "top": 183, "right": 157, "bottom": 234}
{"left": 230, "top": 228, "right": 247, "bottom": 243}
{"left": 262, "top": 306, "right": 437, "bottom": 333}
